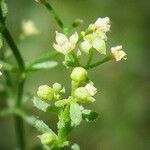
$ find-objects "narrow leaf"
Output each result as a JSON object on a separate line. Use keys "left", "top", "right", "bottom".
{"left": 0, "top": 33, "right": 3, "bottom": 49}
{"left": 29, "top": 51, "right": 59, "bottom": 65}
{"left": 26, "top": 61, "right": 58, "bottom": 72}
{"left": 70, "top": 102, "right": 82, "bottom": 127}
{"left": 0, "top": 60, "right": 17, "bottom": 72}
{"left": 33, "top": 97, "right": 60, "bottom": 113}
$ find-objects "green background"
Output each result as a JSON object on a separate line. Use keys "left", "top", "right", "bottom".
{"left": 0, "top": 0, "right": 150, "bottom": 149}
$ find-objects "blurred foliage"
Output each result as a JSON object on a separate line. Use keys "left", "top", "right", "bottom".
{"left": 0, "top": 0, "right": 150, "bottom": 149}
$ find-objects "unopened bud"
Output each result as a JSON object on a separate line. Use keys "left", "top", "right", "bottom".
{"left": 74, "top": 87, "right": 95, "bottom": 103}
{"left": 71, "top": 67, "right": 88, "bottom": 83}
{"left": 37, "top": 85, "right": 54, "bottom": 101}
{"left": 53, "top": 82, "right": 62, "bottom": 93}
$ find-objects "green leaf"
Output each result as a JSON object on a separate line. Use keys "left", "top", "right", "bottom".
{"left": 33, "top": 97, "right": 50, "bottom": 112}
{"left": 26, "top": 61, "right": 58, "bottom": 72}
{"left": 0, "top": 0, "right": 8, "bottom": 20}
{"left": 0, "top": 60, "right": 17, "bottom": 72}
{"left": 55, "top": 99, "right": 70, "bottom": 107}
{"left": 70, "top": 102, "right": 82, "bottom": 127}
{"left": 33, "top": 97, "right": 60, "bottom": 113}
{"left": 34, "top": 119, "right": 53, "bottom": 133}
{"left": 29, "top": 51, "right": 59, "bottom": 65}
{"left": 71, "top": 144, "right": 80, "bottom": 150}
{"left": 82, "top": 109, "right": 99, "bottom": 122}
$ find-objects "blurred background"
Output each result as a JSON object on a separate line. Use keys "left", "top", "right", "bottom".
{"left": 0, "top": 0, "right": 150, "bottom": 149}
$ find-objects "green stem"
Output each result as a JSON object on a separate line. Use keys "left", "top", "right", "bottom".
{"left": 71, "top": 52, "right": 81, "bottom": 67}
{"left": 85, "top": 49, "right": 94, "bottom": 68}
{"left": 2, "top": 26, "right": 26, "bottom": 150}
{"left": 2, "top": 27, "right": 25, "bottom": 71}
{"left": 41, "top": 1, "right": 64, "bottom": 29}
{"left": 87, "top": 55, "right": 112, "bottom": 69}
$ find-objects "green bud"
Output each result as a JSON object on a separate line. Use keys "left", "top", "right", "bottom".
{"left": 39, "top": 132, "right": 56, "bottom": 146}
{"left": 71, "top": 67, "right": 88, "bottom": 83}
{"left": 74, "top": 87, "right": 93, "bottom": 103}
{"left": 37, "top": 85, "right": 54, "bottom": 101}
{"left": 53, "top": 82, "right": 62, "bottom": 93}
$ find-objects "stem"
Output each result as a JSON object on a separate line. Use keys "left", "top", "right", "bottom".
{"left": 41, "top": 1, "right": 64, "bottom": 29}
{"left": 85, "top": 49, "right": 94, "bottom": 68}
{"left": 87, "top": 55, "right": 112, "bottom": 69}
{"left": 2, "top": 27, "right": 25, "bottom": 71}
{"left": 71, "top": 52, "right": 81, "bottom": 67}
{"left": 2, "top": 26, "right": 26, "bottom": 149}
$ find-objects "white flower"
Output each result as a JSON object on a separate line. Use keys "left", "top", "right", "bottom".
{"left": 111, "top": 45, "right": 127, "bottom": 61}
{"left": 53, "top": 31, "right": 78, "bottom": 55}
{"left": 89, "top": 17, "right": 111, "bottom": 33}
{"left": 22, "top": 20, "right": 40, "bottom": 36}
{"left": 80, "top": 33, "right": 106, "bottom": 55}
{"left": 0, "top": 64, "right": 2, "bottom": 76}
{"left": 85, "top": 83, "right": 97, "bottom": 96}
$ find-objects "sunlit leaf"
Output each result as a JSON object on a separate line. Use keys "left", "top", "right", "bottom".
{"left": 70, "top": 102, "right": 82, "bottom": 127}
{"left": 33, "top": 97, "right": 60, "bottom": 113}
{"left": 26, "top": 61, "right": 58, "bottom": 72}
{"left": 29, "top": 51, "right": 59, "bottom": 65}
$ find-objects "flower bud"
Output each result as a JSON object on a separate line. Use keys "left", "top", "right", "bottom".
{"left": 74, "top": 87, "right": 94, "bottom": 103}
{"left": 39, "top": 132, "right": 56, "bottom": 146}
{"left": 52, "top": 82, "right": 62, "bottom": 93}
{"left": 37, "top": 85, "right": 54, "bottom": 101}
{"left": 71, "top": 67, "right": 88, "bottom": 83}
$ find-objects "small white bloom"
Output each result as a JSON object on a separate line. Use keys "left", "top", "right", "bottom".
{"left": 89, "top": 17, "right": 111, "bottom": 33}
{"left": 111, "top": 45, "right": 127, "bottom": 61}
{"left": 80, "top": 33, "right": 106, "bottom": 55}
{"left": 22, "top": 20, "right": 40, "bottom": 36}
{"left": 85, "top": 83, "right": 97, "bottom": 96}
{"left": 0, "top": 64, "right": 2, "bottom": 76}
{"left": 53, "top": 31, "right": 78, "bottom": 55}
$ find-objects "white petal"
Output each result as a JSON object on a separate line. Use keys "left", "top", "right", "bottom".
{"left": 80, "top": 40, "right": 92, "bottom": 54}
{"left": 92, "top": 38, "right": 106, "bottom": 54}
{"left": 55, "top": 31, "right": 68, "bottom": 45}
{"left": 53, "top": 43, "right": 66, "bottom": 54}
{"left": 85, "top": 83, "right": 97, "bottom": 96}
{"left": 69, "top": 32, "right": 78, "bottom": 44}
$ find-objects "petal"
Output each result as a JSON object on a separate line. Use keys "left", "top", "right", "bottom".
{"left": 69, "top": 32, "right": 78, "bottom": 44}
{"left": 55, "top": 31, "right": 68, "bottom": 45}
{"left": 80, "top": 40, "right": 92, "bottom": 54}
{"left": 92, "top": 38, "right": 106, "bottom": 54}
{"left": 53, "top": 43, "right": 66, "bottom": 54}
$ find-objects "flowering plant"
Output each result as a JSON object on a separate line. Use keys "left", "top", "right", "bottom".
{"left": 0, "top": 0, "right": 126, "bottom": 150}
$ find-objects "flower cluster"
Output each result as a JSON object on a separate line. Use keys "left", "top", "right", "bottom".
{"left": 33, "top": 16, "right": 127, "bottom": 150}
{"left": 53, "top": 17, "right": 127, "bottom": 63}
{"left": 35, "top": 67, "right": 98, "bottom": 149}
